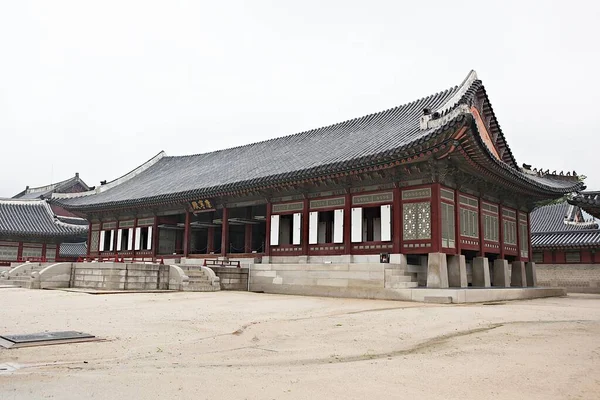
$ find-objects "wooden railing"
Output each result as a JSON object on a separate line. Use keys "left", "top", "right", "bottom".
{"left": 202, "top": 259, "right": 241, "bottom": 268}
{"left": 76, "top": 256, "right": 165, "bottom": 264}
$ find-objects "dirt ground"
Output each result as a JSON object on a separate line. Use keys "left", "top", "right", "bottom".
{"left": 0, "top": 289, "right": 599, "bottom": 400}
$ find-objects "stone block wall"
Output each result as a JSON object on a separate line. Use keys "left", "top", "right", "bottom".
{"left": 249, "top": 263, "right": 390, "bottom": 298}
{"left": 536, "top": 264, "right": 600, "bottom": 293}
{"left": 209, "top": 267, "right": 248, "bottom": 290}
{"left": 71, "top": 263, "right": 169, "bottom": 290}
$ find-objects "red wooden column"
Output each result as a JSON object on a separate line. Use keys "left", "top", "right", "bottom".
{"left": 498, "top": 205, "right": 505, "bottom": 260}
{"left": 113, "top": 223, "right": 119, "bottom": 255}
{"left": 221, "top": 207, "right": 229, "bottom": 257}
{"left": 392, "top": 186, "right": 402, "bottom": 254}
{"left": 478, "top": 196, "right": 485, "bottom": 257}
{"left": 41, "top": 243, "right": 47, "bottom": 262}
{"left": 515, "top": 210, "right": 522, "bottom": 262}
{"left": 17, "top": 242, "right": 23, "bottom": 261}
{"left": 265, "top": 201, "right": 272, "bottom": 256}
{"left": 430, "top": 183, "right": 442, "bottom": 253}
{"left": 86, "top": 222, "right": 93, "bottom": 257}
{"left": 344, "top": 192, "right": 352, "bottom": 255}
{"left": 207, "top": 226, "right": 215, "bottom": 254}
{"left": 527, "top": 212, "right": 533, "bottom": 262}
{"left": 152, "top": 216, "right": 159, "bottom": 258}
{"left": 454, "top": 189, "right": 461, "bottom": 255}
{"left": 302, "top": 198, "right": 310, "bottom": 255}
{"left": 132, "top": 217, "right": 138, "bottom": 258}
{"left": 183, "top": 210, "right": 191, "bottom": 257}
{"left": 244, "top": 207, "right": 253, "bottom": 253}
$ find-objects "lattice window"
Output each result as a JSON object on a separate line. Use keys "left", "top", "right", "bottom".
{"left": 484, "top": 215, "right": 499, "bottom": 242}
{"left": 0, "top": 246, "right": 18, "bottom": 260}
{"left": 90, "top": 231, "right": 100, "bottom": 252}
{"left": 504, "top": 220, "right": 517, "bottom": 245}
{"left": 533, "top": 252, "right": 543, "bottom": 263}
{"left": 22, "top": 248, "right": 42, "bottom": 258}
{"left": 403, "top": 202, "right": 431, "bottom": 240}
{"left": 519, "top": 223, "right": 529, "bottom": 258}
{"left": 441, "top": 202, "right": 455, "bottom": 248}
{"left": 460, "top": 208, "right": 479, "bottom": 238}
{"left": 566, "top": 251, "right": 581, "bottom": 263}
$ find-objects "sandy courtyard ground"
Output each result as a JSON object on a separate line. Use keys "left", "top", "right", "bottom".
{"left": 0, "top": 289, "right": 599, "bottom": 400}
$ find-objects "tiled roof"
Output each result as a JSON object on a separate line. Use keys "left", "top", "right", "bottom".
{"left": 568, "top": 191, "right": 600, "bottom": 219}
{"left": 59, "top": 242, "right": 87, "bottom": 257}
{"left": 532, "top": 231, "right": 600, "bottom": 249}
{"left": 531, "top": 202, "right": 600, "bottom": 249}
{"left": 531, "top": 203, "right": 598, "bottom": 233}
{"left": 52, "top": 71, "right": 583, "bottom": 211}
{"left": 0, "top": 199, "right": 88, "bottom": 238}
{"left": 13, "top": 174, "right": 90, "bottom": 200}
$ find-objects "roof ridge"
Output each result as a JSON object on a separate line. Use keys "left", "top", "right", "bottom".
{"left": 0, "top": 198, "right": 47, "bottom": 205}
{"left": 52, "top": 151, "right": 166, "bottom": 200}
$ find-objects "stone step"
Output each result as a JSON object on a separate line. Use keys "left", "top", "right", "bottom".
{"left": 386, "top": 275, "right": 414, "bottom": 283}
{"left": 184, "top": 285, "right": 218, "bottom": 292}
{"left": 0, "top": 279, "right": 31, "bottom": 288}
{"left": 387, "top": 282, "right": 419, "bottom": 289}
{"left": 384, "top": 268, "right": 412, "bottom": 276}
{"left": 407, "top": 264, "right": 426, "bottom": 273}
{"left": 186, "top": 272, "right": 209, "bottom": 277}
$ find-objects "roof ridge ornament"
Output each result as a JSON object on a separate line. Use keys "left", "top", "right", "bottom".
{"left": 419, "top": 70, "right": 478, "bottom": 130}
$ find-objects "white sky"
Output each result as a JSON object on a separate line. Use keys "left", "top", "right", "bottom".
{"left": 1, "top": 0, "right": 598, "bottom": 197}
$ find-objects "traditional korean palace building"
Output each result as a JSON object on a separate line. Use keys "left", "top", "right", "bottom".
{"left": 0, "top": 174, "right": 89, "bottom": 265}
{"left": 531, "top": 202, "right": 600, "bottom": 264}
{"left": 50, "top": 71, "right": 583, "bottom": 290}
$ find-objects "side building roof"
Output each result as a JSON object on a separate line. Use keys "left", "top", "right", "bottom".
{"left": 0, "top": 199, "right": 88, "bottom": 240}
{"left": 52, "top": 71, "right": 584, "bottom": 211}
{"left": 531, "top": 202, "right": 600, "bottom": 249}
{"left": 13, "top": 173, "right": 90, "bottom": 200}
{"left": 568, "top": 191, "right": 600, "bottom": 219}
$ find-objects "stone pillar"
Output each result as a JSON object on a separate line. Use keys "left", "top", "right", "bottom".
{"left": 426, "top": 252, "right": 449, "bottom": 288}
{"left": 447, "top": 254, "right": 467, "bottom": 288}
{"left": 511, "top": 261, "right": 527, "bottom": 287}
{"left": 492, "top": 259, "right": 510, "bottom": 287}
{"left": 526, "top": 262, "right": 537, "bottom": 287}
{"left": 472, "top": 257, "right": 491, "bottom": 287}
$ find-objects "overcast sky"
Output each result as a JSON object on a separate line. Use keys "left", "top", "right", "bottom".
{"left": 1, "top": 1, "right": 598, "bottom": 198}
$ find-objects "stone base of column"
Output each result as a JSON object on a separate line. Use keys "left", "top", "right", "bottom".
{"left": 526, "top": 262, "right": 537, "bottom": 287}
{"left": 472, "top": 257, "right": 491, "bottom": 287}
{"left": 426, "top": 252, "right": 449, "bottom": 288}
{"left": 448, "top": 255, "right": 467, "bottom": 288}
{"left": 511, "top": 261, "right": 527, "bottom": 287}
{"left": 493, "top": 259, "right": 510, "bottom": 287}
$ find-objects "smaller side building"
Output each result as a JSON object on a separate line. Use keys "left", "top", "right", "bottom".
{"left": 0, "top": 199, "right": 88, "bottom": 266}
{"left": 531, "top": 202, "right": 600, "bottom": 293}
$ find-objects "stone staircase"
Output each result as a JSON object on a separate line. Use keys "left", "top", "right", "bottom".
{"left": 0, "top": 263, "right": 43, "bottom": 288}
{"left": 178, "top": 266, "right": 220, "bottom": 292}
{"left": 384, "top": 264, "right": 419, "bottom": 289}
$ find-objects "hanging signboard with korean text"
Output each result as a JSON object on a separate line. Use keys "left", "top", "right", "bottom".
{"left": 189, "top": 199, "right": 215, "bottom": 213}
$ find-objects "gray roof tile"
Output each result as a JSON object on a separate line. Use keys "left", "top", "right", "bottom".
{"left": 0, "top": 199, "right": 88, "bottom": 238}
{"left": 531, "top": 202, "right": 600, "bottom": 249}
{"left": 59, "top": 242, "right": 87, "bottom": 257}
